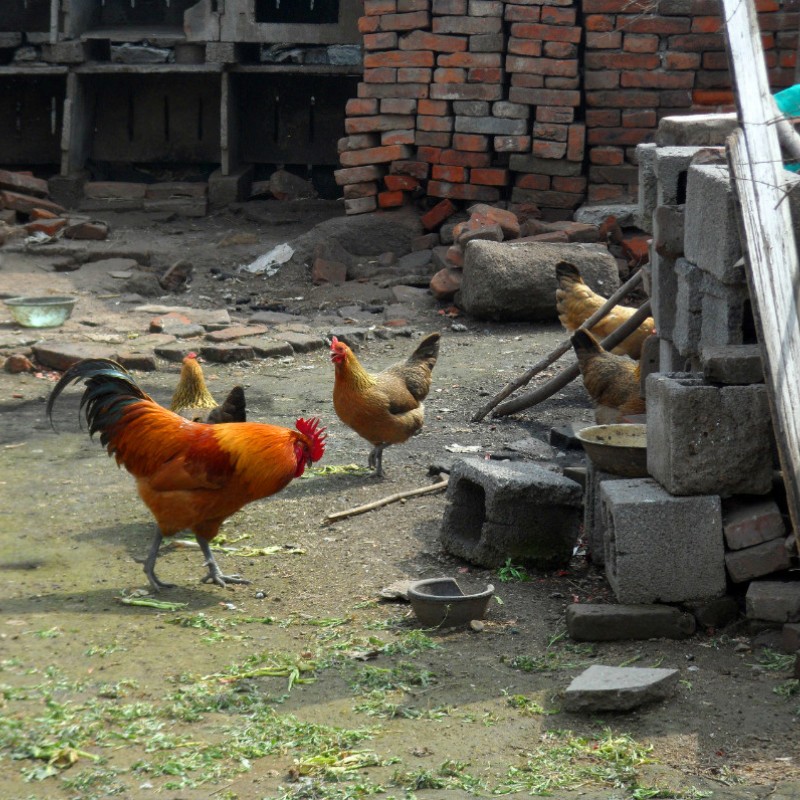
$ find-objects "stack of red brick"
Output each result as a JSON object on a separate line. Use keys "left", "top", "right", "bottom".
{"left": 337, "top": 0, "right": 797, "bottom": 217}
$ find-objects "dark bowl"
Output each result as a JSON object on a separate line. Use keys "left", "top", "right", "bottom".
{"left": 575, "top": 423, "right": 648, "bottom": 478}
{"left": 407, "top": 577, "right": 495, "bottom": 628}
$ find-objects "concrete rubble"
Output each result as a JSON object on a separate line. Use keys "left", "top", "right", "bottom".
{"left": 563, "top": 665, "right": 680, "bottom": 712}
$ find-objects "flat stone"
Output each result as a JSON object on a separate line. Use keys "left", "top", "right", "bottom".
{"left": 154, "top": 343, "right": 191, "bottom": 363}
{"left": 702, "top": 344, "right": 764, "bottom": 385}
{"left": 746, "top": 581, "right": 800, "bottom": 622}
{"left": 238, "top": 337, "right": 294, "bottom": 359}
{"left": 686, "top": 596, "right": 741, "bottom": 629}
{"left": 328, "top": 327, "right": 372, "bottom": 349}
{"left": 116, "top": 352, "right": 157, "bottom": 371}
{"left": 573, "top": 203, "right": 638, "bottom": 227}
{"left": 563, "top": 665, "right": 680, "bottom": 712}
{"left": 206, "top": 324, "right": 269, "bottom": 343}
{"left": 278, "top": 332, "right": 326, "bottom": 353}
{"left": 506, "top": 437, "right": 557, "bottom": 460}
{"left": 199, "top": 343, "right": 255, "bottom": 363}
{"left": 549, "top": 423, "right": 587, "bottom": 450}
{"left": 135, "top": 305, "right": 231, "bottom": 328}
{"left": 32, "top": 342, "right": 118, "bottom": 372}
{"left": 566, "top": 603, "right": 696, "bottom": 641}
{"left": 249, "top": 310, "right": 302, "bottom": 325}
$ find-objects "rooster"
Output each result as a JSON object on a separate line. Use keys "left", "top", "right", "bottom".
{"left": 47, "top": 359, "right": 326, "bottom": 590}
{"left": 170, "top": 352, "right": 246, "bottom": 424}
{"left": 571, "top": 329, "right": 645, "bottom": 424}
{"left": 556, "top": 261, "right": 655, "bottom": 359}
{"left": 330, "top": 333, "right": 440, "bottom": 477}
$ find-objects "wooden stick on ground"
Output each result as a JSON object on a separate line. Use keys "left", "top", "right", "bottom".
{"left": 492, "top": 300, "right": 652, "bottom": 418}
{"left": 324, "top": 477, "right": 449, "bottom": 524}
{"left": 471, "top": 269, "right": 646, "bottom": 423}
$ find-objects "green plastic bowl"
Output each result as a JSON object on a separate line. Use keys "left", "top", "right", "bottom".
{"left": 4, "top": 296, "right": 76, "bottom": 328}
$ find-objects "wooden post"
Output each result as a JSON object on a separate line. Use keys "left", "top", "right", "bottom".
{"left": 721, "top": 0, "right": 800, "bottom": 546}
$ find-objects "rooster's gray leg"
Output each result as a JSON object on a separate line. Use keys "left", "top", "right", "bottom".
{"left": 143, "top": 526, "right": 176, "bottom": 592}
{"left": 198, "top": 537, "right": 251, "bottom": 588}
{"left": 369, "top": 443, "right": 388, "bottom": 478}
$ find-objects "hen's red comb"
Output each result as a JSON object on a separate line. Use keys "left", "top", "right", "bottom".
{"left": 186, "top": 352, "right": 198, "bottom": 359}
{"left": 330, "top": 336, "right": 339, "bottom": 350}
{"left": 295, "top": 417, "right": 327, "bottom": 462}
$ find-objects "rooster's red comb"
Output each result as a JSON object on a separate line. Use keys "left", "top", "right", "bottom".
{"left": 295, "top": 417, "right": 327, "bottom": 462}
{"left": 330, "top": 336, "right": 339, "bottom": 350}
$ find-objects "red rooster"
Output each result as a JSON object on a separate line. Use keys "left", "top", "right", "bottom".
{"left": 46, "top": 359, "right": 326, "bottom": 591}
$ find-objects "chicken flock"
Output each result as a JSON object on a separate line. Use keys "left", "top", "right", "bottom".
{"left": 46, "top": 262, "right": 650, "bottom": 591}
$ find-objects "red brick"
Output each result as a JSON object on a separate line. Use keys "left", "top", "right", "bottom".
{"left": 622, "top": 109, "right": 657, "bottom": 127}
{"left": 587, "top": 127, "right": 654, "bottom": 145}
{"left": 0, "top": 191, "right": 64, "bottom": 216}
{"left": 585, "top": 14, "right": 615, "bottom": 32}
{"left": 382, "top": 130, "right": 416, "bottom": 145}
{"left": 417, "top": 146, "right": 443, "bottom": 163}
{"left": 29, "top": 207, "right": 58, "bottom": 219}
{"left": 466, "top": 204, "right": 521, "bottom": 238}
{"left": 365, "top": 67, "right": 397, "bottom": 84}
{"left": 358, "top": 83, "right": 429, "bottom": 99}
{"left": 624, "top": 34, "right": 659, "bottom": 53}
{"left": 587, "top": 31, "right": 622, "bottom": 49}
{"left": 508, "top": 37, "right": 544, "bottom": 57}
{"left": 534, "top": 122, "right": 568, "bottom": 141}
{"left": 583, "top": 0, "right": 654, "bottom": 10}
{"left": 517, "top": 173, "right": 551, "bottom": 190}
{"left": 0, "top": 170, "right": 49, "bottom": 198}
{"left": 432, "top": 16, "right": 503, "bottom": 35}
{"left": 400, "top": 30, "right": 468, "bottom": 52}
{"left": 537, "top": 105, "right": 575, "bottom": 123}
{"left": 312, "top": 257, "right": 348, "bottom": 284}
{"left": 585, "top": 52, "right": 660, "bottom": 70}
{"left": 668, "top": 33, "right": 724, "bottom": 51}
{"left": 438, "top": 52, "right": 502, "bottom": 68}
{"left": 693, "top": 89, "right": 735, "bottom": 105}
{"left": 512, "top": 188, "right": 583, "bottom": 209}
{"left": 755, "top": 0, "right": 780, "bottom": 8}
{"left": 621, "top": 15, "right": 691, "bottom": 34}
{"left": 452, "top": 133, "right": 490, "bottom": 151}
{"left": 588, "top": 184, "right": 630, "bottom": 202}
{"left": 429, "top": 267, "right": 462, "bottom": 301}
{"left": 511, "top": 73, "right": 545, "bottom": 88}
{"left": 384, "top": 174, "right": 420, "bottom": 191}
{"left": 334, "top": 165, "right": 385, "bottom": 185}
{"left": 379, "top": 11, "right": 431, "bottom": 31}
{"left": 430, "top": 83, "right": 503, "bottom": 100}
{"left": 621, "top": 71, "right": 695, "bottom": 89}
{"left": 344, "top": 197, "right": 377, "bottom": 215}
{"left": 469, "top": 168, "right": 508, "bottom": 186}
{"left": 381, "top": 98, "right": 418, "bottom": 114}
{"left": 586, "top": 90, "right": 659, "bottom": 108}
{"left": 505, "top": 5, "right": 540, "bottom": 21}
{"left": 541, "top": 6, "right": 576, "bottom": 24}
{"left": 434, "top": 67, "right": 467, "bottom": 83}
{"left": 701, "top": 51, "right": 729, "bottom": 69}
{"left": 416, "top": 131, "right": 452, "bottom": 147}
{"left": 364, "top": 0, "right": 396, "bottom": 14}
{"left": 552, "top": 175, "right": 588, "bottom": 193}
{"left": 432, "top": 164, "right": 468, "bottom": 182}
{"left": 339, "top": 144, "right": 413, "bottom": 167}
{"left": 378, "top": 190, "right": 406, "bottom": 208}
{"left": 470, "top": 67, "right": 504, "bottom": 83}
{"left": 358, "top": 16, "right": 380, "bottom": 34}
{"left": 364, "top": 50, "right": 434, "bottom": 68}
{"left": 666, "top": 51, "right": 702, "bottom": 69}
{"left": 440, "top": 149, "right": 491, "bottom": 167}
{"left": 543, "top": 41, "right": 577, "bottom": 58}
{"left": 586, "top": 109, "right": 620, "bottom": 127}
{"left": 691, "top": 16, "right": 722, "bottom": 33}
{"left": 343, "top": 182, "right": 379, "bottom": 199}
{"left": 364, "top": 32, "right": 398, "bottom": 50}
{"left": 533, "top": 140, "right": 567, "bottom": 158}
{"left": 338, "top": 134, "right": 380, "bottom": 153}
{"left": 507, "top": 56, "right": 578, "bottom": 77}
{"left": 346, "top": 115, "right": 414, "bottom": 134}
{"left": 585, "top": 71, "right": 620, "bottom": 89}
{"left": 398, "top": 0, "right": 429, "bottom": 9}
{"left": 398, "top": 68, "right": 432, "bottom": 82}
{"left": 590, "top": 146, "right": 624, "bottom": 165}
{"left": 494, "top": 135, "right": 532, "bottom": 152}
{"left": 510, "top": 87, "right": 580, "bottom": 106}
{"left": 446, "top": 244, "right": 465, "bottom": 267}
{"left": 418, "top": 98, "right": 449, "bottom": 115}
{"left": 418, "top": 114, "right": 454, "bottom": 132}
{"left": 428, "top": 180, "right": 500, "bottom": 202}
{"left": 390, "top": 160, "right": 430, "bottom": 179}
{"left": 25, "top": 217, "right": 67, "bottom": 236}
{"left": 567, "top": 124, "right": 586, "bottom": 161}
{"left": 511, "top": 23, "right": 581, "bottom": 43}
{"left": 421, "top": 198, "right": 458, "bottom": 230}
{"left": 546, "top": 76, "right": 580, "bottom": 90}
{"left": 346, "top": 98, "right": 379, "bottom": 116}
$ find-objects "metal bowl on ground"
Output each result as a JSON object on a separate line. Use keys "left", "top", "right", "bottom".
{"left": 407, "top": 577, "right": 495, "bottom": 628}
{"left": 575, "top": 423, "right": 648, "bottom": 478}
{"left": 4, "top": 296, "right": 77, "bottom": 328}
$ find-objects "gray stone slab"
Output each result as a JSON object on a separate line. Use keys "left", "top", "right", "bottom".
{"left": 635, "top": 143, "right": 658, "bottom": 233}
{"left": 238, "top": 337, "right": 294, "bottom": 359}
{"left": 673, "top": 257, "right": 703, "bottom": 358}
{"left": 278, "top": 332, "right": 326, "bottom": 353}
{"left": 700, "top": 270, "right": 751, "bottom": 351}
{"left": 702, "top": 344, "right": 764, "bottom": 385}
{"left": 746, "top": 581, "right": 800, "bottom": 622}
{"left": 563, "top": 665, "right": 680, "bottom": 712}
{"left": 567, "top": 603, "right": 696, "bottom": 641}
{"left": 574, "top": 203, "right": 638, "bottom": 227}
{"left": 602, "top": 478, "right": 725, "bottom": 603}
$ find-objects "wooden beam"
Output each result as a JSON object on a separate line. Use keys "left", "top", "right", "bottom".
{"left": 721, "top": 0, "right": 800, "bottom": 545}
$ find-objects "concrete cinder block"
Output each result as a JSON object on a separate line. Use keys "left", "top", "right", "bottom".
{"left": 702, "top": 344, "right": 764, "bottom": 385}
{"left": 673, "top": 257, "right": 703, "bottom": 358}
{"left": 700, "top": 269, "right": 751, "bottom": 351}
{"left": 684, "top": 164, "right": 743, "bottom": 284}
{"left": 602, "top": 478, "right": 725, "bottom": 603}
{"left": 652, "top": 203, "right": 685, "bottom": 260}
{"left": 650, "top": 249, "right": 678, "bottom": 339}
{"left": 654, "top": 146, "right": 705, "bottom": 206}
{"left": 639, "top": 333, "right": 660, "bottom": 396}
{"left": 746, "top": 581, "right": 800, "bottom": 622}
{"left": 656, "top": 113, "right": 739, "bottom": 147}
{"left": 206, "top": 42, "right": 238, "bottom": 62}
{"left": 208, "top": 165, "right": 254, "bottom": 207}
{"left": 42, "top": 40, "right": 90, "bottom": 64}
{"left": 440, "top": 458, "right": 583, "bottom": 570}
{"left": 567, "top": 603, "right": 696, "bottom": 641}
{"left": 635, "top": 142, "right": 657, "bottom": 233}
{"left": 725, "top": 538, "right": 792, "bottom": 583}
{"left": 659, "top": 338, "right": 686, "bottom": 373}
{"left": 646, "top": 373, "right": 773, "bottom": 497}
{"left": 583, "top": 462, "right": 626, "bottom": 566}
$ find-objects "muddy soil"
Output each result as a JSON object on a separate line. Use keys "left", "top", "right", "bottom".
{"left": 1, "top": 202, "right": 799, "bottom": 800}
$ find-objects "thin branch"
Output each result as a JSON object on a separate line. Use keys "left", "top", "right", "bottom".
{"left": 324, "top": 478, "right": 449, "bottom": 524}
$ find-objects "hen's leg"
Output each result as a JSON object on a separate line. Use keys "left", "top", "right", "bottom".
{"left": 197, "top": 537, "right": 251, "bottom": 588}
{"left": 370, "top": 443, "right": 387, "bottom": 478}
{"left": 143, "top": 526, "right": 176, "bottom": 592}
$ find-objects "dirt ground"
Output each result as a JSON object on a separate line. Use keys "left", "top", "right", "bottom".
{"left": 1, "top": 202, "right": 799, "bottom": 800}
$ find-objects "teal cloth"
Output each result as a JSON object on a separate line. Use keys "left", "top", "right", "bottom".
{"left": 774, "top": 85, "right": 800, "bottom": 171}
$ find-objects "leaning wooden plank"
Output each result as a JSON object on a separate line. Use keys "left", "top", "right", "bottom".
{"left": 722, "top": 0, "right": 800, "bottom": 546}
